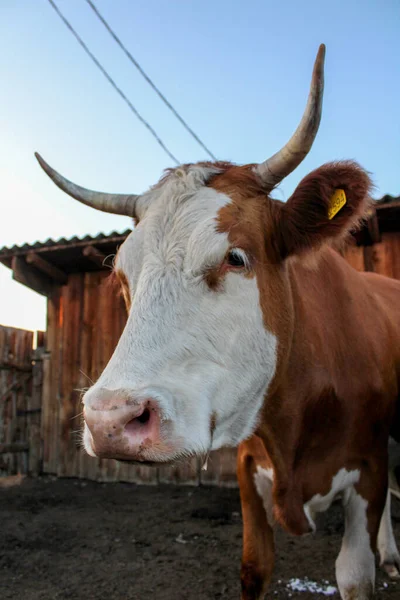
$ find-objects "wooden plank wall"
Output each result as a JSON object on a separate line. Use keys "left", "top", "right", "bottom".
{"left": 342, "top": 232, "right": 400, "bottom": 279}
{"left": 0, "top": 326, "right": 34, "bottom": 475}
{"left": 42, "top": 232, "right": 400, "bottom": 486}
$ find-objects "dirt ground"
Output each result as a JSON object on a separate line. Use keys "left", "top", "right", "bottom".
{"left": 1, "top": 477, "right": 399, "bottom": 600}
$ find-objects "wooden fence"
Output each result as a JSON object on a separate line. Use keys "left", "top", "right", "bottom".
{"left": 0, "top": 326, "right": 44, "bottom": 476}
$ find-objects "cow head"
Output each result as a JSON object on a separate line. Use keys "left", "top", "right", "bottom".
{"left": 35, "top": 45, "right": 372, "bottom": 464}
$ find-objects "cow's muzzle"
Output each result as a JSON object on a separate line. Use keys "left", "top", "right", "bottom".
{"left": 82, "top": 387, "right": 161, "bottom": 461}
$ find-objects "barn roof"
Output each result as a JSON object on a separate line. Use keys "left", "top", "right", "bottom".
{"left": 373, "top": 195, "right": 400, "bottom": 235}
{"left": 0, "top": 229, "right": 131, "bottom": 296}
{"left": 0, "top": 194, "right": 399, "bottom": 296}
{"left": 377, "top": 194, "right": 400, "bottom": 205}
{"left": 0, "top": 229, "right": 131, "bottom": 271}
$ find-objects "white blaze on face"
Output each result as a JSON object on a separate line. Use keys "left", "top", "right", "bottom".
{"left": 83, "top": 165, "right": 277, "bottom": 461}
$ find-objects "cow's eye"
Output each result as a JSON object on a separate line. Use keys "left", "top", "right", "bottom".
{"left": 226, "top": 250, "right": 247, "bottom": 269}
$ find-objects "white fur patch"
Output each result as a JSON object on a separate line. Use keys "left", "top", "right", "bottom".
{"left": 83, "top": 165, "right": 277, "bottom": 461}
{"left": 254, "top": 466, "right": 274, "bottom": 525}
{"left": 303, "top": 468, "right": 360, "bottom": 533}
{"left": 378, "top": 490, "right": 400, "bottom": 577}
{"left": 389, "top": 437, "right": 400, "bottom": 500}
{"left": 335, "top": 487, "right": 375, "bottom": 597}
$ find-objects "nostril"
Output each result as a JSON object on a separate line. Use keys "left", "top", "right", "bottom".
{"left": 136, "top": 408, "right": 151, "bottom": 424}
{"left": 125, "top": 408, "right": 152, "bottom": 435}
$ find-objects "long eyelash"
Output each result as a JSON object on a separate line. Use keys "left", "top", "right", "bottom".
{"left": 229, "top": 248, "right": 251, "bottom": 270}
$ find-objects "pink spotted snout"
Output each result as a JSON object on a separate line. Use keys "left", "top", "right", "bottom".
{"left": 83, "top": 387, "right": 161, "bottom": 461}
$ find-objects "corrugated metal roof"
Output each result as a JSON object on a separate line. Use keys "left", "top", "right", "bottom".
{"left": 0, "top": 229, "right": 132, "bottom": 282}
{"left": 0, "top": 229, "right": 132, "bottom": 257}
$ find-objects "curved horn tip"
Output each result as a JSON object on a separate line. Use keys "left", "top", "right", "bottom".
{"left": 313, "top": 44, "right": 326, "bottom": 77}
{"left": 34, "top": 152, "right": 51, "bottom": 173}
{"left": 34, "top": 152, "right": 66, "bottom": 184}
{"left": 317, "top": 43, "right": 326, "bottom": 59}
{"left": 254, "top": 44, "right": 326, "bottom": 189}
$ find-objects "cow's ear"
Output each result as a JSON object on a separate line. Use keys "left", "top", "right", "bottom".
{"left": 274, "top": 161, "right": 373, "bottom": 260}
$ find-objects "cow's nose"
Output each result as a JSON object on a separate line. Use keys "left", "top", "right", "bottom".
{"left": 82, "top": 387, "right": 160, "bottom": 459}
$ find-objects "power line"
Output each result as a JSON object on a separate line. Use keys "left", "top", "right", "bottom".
{"left": 46, "top": 0, "right": 179, "bottom": 165}
{"left": 84, "top": 0, "right": 216, "bottom": 161}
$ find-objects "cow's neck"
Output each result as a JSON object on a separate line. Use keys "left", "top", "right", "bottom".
{"left": 255, "top": 247, "right": 352, "bottom": 535}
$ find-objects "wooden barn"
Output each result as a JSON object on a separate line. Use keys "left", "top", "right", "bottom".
{"left": 0, "top": 195, "right": 399, "bottom": 485}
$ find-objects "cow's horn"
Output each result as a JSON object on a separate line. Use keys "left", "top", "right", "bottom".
{"left": 35, "top": 153, "right": 138, "bottom": 217}
{"left": 255, "top": 44, "right": 325, "bottom": 188}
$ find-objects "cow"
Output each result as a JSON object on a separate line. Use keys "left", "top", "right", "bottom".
{"left": 35, "top": 44, "right": 400, "bottom": 599}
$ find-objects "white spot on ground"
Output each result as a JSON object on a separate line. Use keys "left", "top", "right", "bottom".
{"left": 285, "top": 577, "right": 338, "bottom": 595}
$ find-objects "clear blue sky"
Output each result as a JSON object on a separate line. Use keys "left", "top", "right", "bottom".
{"left": 1, "top": 0, "right": 399, "bottom": 331}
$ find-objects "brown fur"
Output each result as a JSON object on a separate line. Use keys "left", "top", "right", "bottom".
{"left": 206, "top": 160, "right": 400, "bottom": 599}
{"left": 204, "top": 266, "right": 224, "bottom": 291}
{"left": 107, "top": 270, "right": 131, "bottom": 311}
{"left": 274, "top": 161, "right": 373, "bottom": 260}
{"left": 116, "top": 270, "right": 131, "bottom": 311}
{"left": 237, "top": 436, "right": 275, "bottom": 599}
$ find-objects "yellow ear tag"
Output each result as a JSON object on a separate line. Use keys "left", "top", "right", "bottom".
{"left": 328, "top": 189, "right": 346, "bottom": 220}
